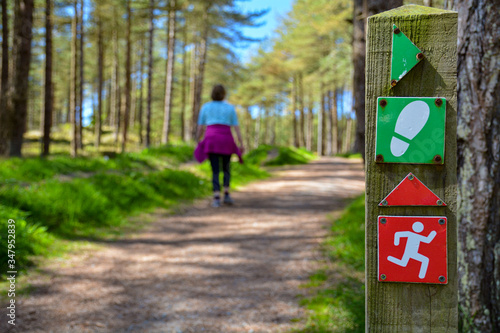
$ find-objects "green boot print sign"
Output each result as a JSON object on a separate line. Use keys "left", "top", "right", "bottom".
{"left": 375, "top": 97, "right": 446, "bottom": 164}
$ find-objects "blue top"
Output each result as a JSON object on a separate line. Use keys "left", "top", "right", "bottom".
{"left": 197, "top": 101, "right": 239, "bottom": 126}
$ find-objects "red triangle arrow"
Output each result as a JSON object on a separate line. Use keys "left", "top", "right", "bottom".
{"left": 379, "top": 173, "right": 446, "bottom": 206}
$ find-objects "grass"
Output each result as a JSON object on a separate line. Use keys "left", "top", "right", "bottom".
{"left": 335, "top": 152, "right": 362, "bottom": 159}
{"left": 0, "top": 143, "right": 314, "bottom": 278}
{"left": 244, "top": 144, "right": 316, "bottom": 166}
{"left": 295, "top": 194, "right": 365, "bottom": 333}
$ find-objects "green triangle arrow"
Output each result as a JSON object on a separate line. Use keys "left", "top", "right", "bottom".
{"left": 390, "top": 24, "right": 423, "bottom": 87}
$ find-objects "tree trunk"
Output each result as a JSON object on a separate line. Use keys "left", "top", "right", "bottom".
{"left": 189, "top": 41, "right": 198, "bottom": 140}
{"left": 454, "top": 0, "right": 500, "bottom": 331}
{"left": 298, "top": 72, "right": 305, "bottom": 147}
{"left": 105, "top": 80, "right": 111, "bottom": 126}
{"left": 95, "top": 9, "right": 103, "bottom": 150}
{"left": 121, "top": 0, "right": 131, "bottom": 153}
{"left": 292, "top": 76, "right": 298, "bottom": 147}
{"left": 70, "top": 0, "right": 78, "bottom": 157}
{"left": 78, "top": 0, "right": 84, "bottom": 150}
{"left": 317, "top": 89, "right": 323, "bottom": 155}
{"left": 161, "top": 0, "right": 176, "bottom": 145}
{"left": 306, "top": 89, "right": 313, "bottom": 151}
{"left": 254, "top": 109, "right": 260, "bottom": 148}
{"left": 145, "top": 0, "right": 154, "bottom": 148}
{"left": 353, "top": 0, "right": 402, "bottom": 160}
{"left": 352, "top": 0, "right": 365, "bottom": 159}
{"left": 245, "top": 106, "right": 251, "bottom": 150}
{"left": 138, "top": 39, "right": 144, "bottom": 145}
{"left": 325, "top": 90, "right": 332, "bottom": 156}
{"left": 42, "top": 0, "right": 53, "bottom": 156}
{"left": 6, "top": 0, "right": 34, "bottom": 156}
{"left": 191, "top": 3, "right": 211, "bottom": 139}
{"left": 180, "top": 17, "right": 187, "bottom": 142}
{"left": 331, "top": 88, "right": 338, "bottom": 155}
{"left": 0, "top": 0, "right": 9, "bottom": 155}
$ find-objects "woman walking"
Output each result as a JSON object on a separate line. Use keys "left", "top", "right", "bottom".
{"left": 194, "top": 84, "right": 244, "bottom": 207}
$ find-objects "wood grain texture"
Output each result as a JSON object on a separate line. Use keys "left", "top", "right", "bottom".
{"left": 365, "top": 5, "right": 458, "bottom": 332}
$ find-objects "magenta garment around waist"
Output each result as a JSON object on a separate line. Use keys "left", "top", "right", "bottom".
{"left": 194, "top": 125, "right": 243, "bottom": 163}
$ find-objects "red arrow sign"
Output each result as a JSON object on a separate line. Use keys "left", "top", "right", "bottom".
{"left": 378, "top": 216, "right": 447, "bottom": 284}
{"left": 379, "top": 173, "right": 446, "bottom": 206}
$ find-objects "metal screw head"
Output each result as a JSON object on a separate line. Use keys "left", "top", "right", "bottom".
{"left": 416, "top": 52, "right": 424, "bottom": 60}
{"left": 435, "top": 98, "right": 443, "bottom": 107}
{"left": 433, "top": 155, "right": 442, "bottom": 163}
{"left": 408, "top": 174, "right": 414, "bottom": 180}
{"left": 437, "top": 200, "right": 443, "bottom": 206}
{"left": 391, "top": 80, "right": 398, "bottom": 87}
{"left": 379, "top": 99, "right": 388, "bottom": 107}
{"left": 381, "top": 200, "right": 388, "bottom": 206}
{"left": 380, "top": 218, "right": 387, "bottom": 224}
{"left": 393, "top": 27, "right": 400, "bottom": 34}
{"left": 439, "top": 276, "right": 446, "bottom": 282}
{"left": 380, "top": 274, "right": 387, "bottom": 280}
{"left": 376, "top": 154, "right": 384, "bottom": 163}
{"left": 439, "top": 218, "right": 445, "bottom": 225}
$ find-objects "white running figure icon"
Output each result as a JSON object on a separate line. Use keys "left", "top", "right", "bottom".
{"left": 387, "top": 221, "right": 436, "bottom": 279}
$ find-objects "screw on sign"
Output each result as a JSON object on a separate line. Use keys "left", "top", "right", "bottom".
{"left": 378, "top": 216, "right": 447, "bottom": 284}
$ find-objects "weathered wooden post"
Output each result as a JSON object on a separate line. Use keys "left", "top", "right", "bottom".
{"left": 365, "top": 5, "right": 458, "bottom": 331}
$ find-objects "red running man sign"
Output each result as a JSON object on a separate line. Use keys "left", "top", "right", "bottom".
{"left": 378, "top": 215, "right": 447, "bottom": 284}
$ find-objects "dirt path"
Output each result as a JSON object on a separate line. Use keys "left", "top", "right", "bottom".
{"left": 2, "top": 157, "right": 364, "bottom": 333}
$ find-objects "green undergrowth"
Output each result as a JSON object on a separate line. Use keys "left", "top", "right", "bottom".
{"left": 0, "top": 144, "right": 312, "bottom": 277}
{"left": 295, "top": 194, "right": 365, "bottom": 333}
{"left": 335, "top": 152, "right": 362, "bottom": 159}
{"left": 245, "top": 144, "right": 316, "bottom": 166}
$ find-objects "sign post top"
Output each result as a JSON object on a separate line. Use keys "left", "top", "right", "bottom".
{"left": 369, "top": 4, "right": 457, "bottom": 19}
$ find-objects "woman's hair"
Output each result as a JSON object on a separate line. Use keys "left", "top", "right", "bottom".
{"left": 211, "top": 84, "right": 226, "bottom": 101}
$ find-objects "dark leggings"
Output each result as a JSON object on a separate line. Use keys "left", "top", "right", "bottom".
{"left": 208, "top": 153, "right": 231, "bottom": 193}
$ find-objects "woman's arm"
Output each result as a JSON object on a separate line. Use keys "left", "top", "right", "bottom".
{"left": 233, "top": 126, "right": 244, "bottom": 152}
{"left": 196, "top": 125, "right": 206, "bottom": 142}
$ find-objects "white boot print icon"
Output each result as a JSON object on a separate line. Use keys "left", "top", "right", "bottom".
{"left": 387, "top": 221, "right": 436, "bottom": 279}
{"left": 390, "top": 101, "right": 430, "bottom": 157}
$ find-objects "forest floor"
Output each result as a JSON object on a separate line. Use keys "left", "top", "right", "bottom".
{"left": 1, "top": 157, "right": 364, "bottom": 333}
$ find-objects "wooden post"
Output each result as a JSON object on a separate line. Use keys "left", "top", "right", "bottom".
{"left": 365, "top": 5, "right": 458, "bottom": 331}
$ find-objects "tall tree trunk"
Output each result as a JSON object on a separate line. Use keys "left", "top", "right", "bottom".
{"left": 331, "top": 88, "right": 338, "bottom": 155}
{"left": 78, "top": 0, "right": 84, "bottom": 150}
{"left": 42, "top": 0, "right": 53, "bottom": 156}
{"left": 320, "top": 82, "right": 326, "bottom": 156}
{"left": 145, "top": 0, "right": 154, "bottom": 148}
{"left": 189, "top": 41, "right": 198, "bottom": 139}
{"left": 70, "top": 0, "right": 78, "bottom": 157}
{"left": 180, "top": 17, "right": 187, "bottom": 142}
{"left": 66, "top": 70, "right": 70, "bottom": 123}
{"left": 191, "top": 3, "right": 211, "bottom": 139}
{"left": 121, "top": 0, "right": 131, "bottom": 153}
{"left": 306, "top": 89, "right": 313, "bottom": 151}
{"left": 298, "top": 72, "right": 305, "bottom": 147}
{"left": 105, "top": 80, "right": 111, "bottom": 126}
{"left": 254, "top": 109, "right": 260, "bottom": 148}
{"left": 95, "top": 10, "right": 103, "bottom": 150}
{"left": 292, "top": 76, "right": 298, "bottom": 147}
{"left": 6, "top": 0, "right": 34, "bottom": 156}
{"left": 353, "top": 0, "right": 402, "bottom": 160}
{"left": 317, "top": 89, "right": 323, "bottom": 156}
{"left": 325, "top": 90, "right": 332, "bottom": 156}
{"left": 245, "top": 106, "right": 251, "bottom": 150}
{"left": 452, "top": 0, "right": 500, "bottom": 331}
{"left": 0, "top": 0, "right": 9, "bottom": 155}
{"left": 161, "top": 0, "right": 176, "bottom": 145}
{"left": 138, "top": 39, "right": 144, "bottom": 144}
{"left": 352, "top": 0, "right": 364, "bottom": 159}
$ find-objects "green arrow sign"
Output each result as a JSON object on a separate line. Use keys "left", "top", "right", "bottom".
{"left": 391, "top": 24, "right": 423, "bottom": 86}
{"left": 375, "top": 97, "right": 446, "bottom": 164}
